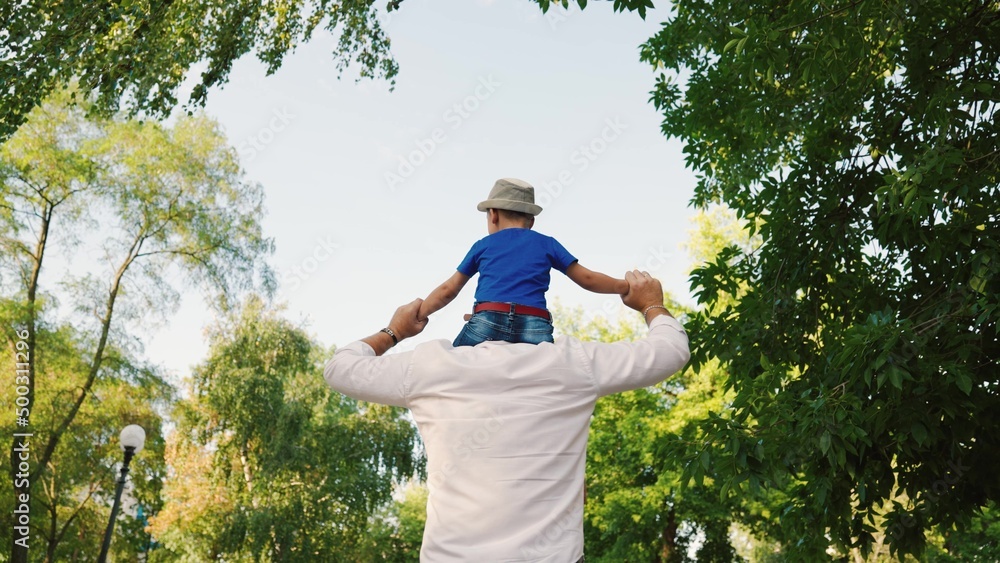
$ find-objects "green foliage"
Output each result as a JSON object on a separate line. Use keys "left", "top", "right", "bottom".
{"left": 554, "top": 305, "right": 741, "bottom": 562}
{"left": 0, "top": 0, "right": 667, "bottom": 144}
{"left": 0, "top": 0, "right": 398, "bottom": 141}
{"left": 362, "top": 482, "right": 427, "bottom": 562}
{"left": 534, "top": 0, "right": 656, "bottom": 19}
{"left": 0, "top": 88, "right": 273, "bottom": 561}
{"left": 391, "top": 484, "right": 429, "bottom": 558}
{"left": 0, "top": 324, "right": 172, "bottom": 561}
{"left": 150, "top": 298, "right": 422, "bottom": 561}
{"left": 641, "top": 0, "right": 1000, "bottom": 558}
{"left": 0, "top": 86, "right": 275, "bottom": 311}
{"left": 902, "top": 501, "right": 1000, "bottom": 562}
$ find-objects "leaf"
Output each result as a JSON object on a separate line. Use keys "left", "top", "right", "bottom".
{"left": 911, "top": 422, "right": 928, "bottom": 446}
{"left": 955, "top": 373, "right": 973, "bottom": 395}
{"left": 888, "top": 366, "right": 904, "bottom": 390}
{"left": 816, "top": 484, "right": 828, "bottom": 506}
{"left": 874, "top": 353, "right": 887, "bottom": 370}
{"left": 820, "top": 430, "right": 831, "bottom": 455}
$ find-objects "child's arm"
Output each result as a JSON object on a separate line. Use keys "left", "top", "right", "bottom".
{"left": 565, "top": 262, "right": 629, "bottom": 295}
{"left": 419, "top": 271, "right": 471, "bottom": 321}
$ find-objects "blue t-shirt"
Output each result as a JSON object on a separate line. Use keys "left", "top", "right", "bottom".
{"left": 457, "top": 228, "right": 577, "bottom": 310}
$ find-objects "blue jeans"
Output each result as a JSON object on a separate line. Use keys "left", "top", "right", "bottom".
{"left": 452, "top": 307, "right": 554, "bottom": 347}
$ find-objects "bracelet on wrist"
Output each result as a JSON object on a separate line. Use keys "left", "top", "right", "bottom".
{"left": 642, "top": 305, "right": 668, "bottom": 319}
{"left": 380, "top": 327, "right": 398, "bottom": 346}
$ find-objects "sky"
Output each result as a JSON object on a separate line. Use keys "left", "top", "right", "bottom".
{"left": 142, "top": 0, "right": 701, "bottom": 382}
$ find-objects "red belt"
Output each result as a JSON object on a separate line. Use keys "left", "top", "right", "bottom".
{"left": 473, "top": 302, "right": 551, "bottom": 320}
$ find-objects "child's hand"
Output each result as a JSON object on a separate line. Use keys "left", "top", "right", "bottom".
{"left": 417, "top": 303, "right": 432, "bottom": 323}
{"left": 616, "top": 278, "right": 630, "bottom": 296}
{"left": 463, "top": 313, "right": 473, "bottom": 321}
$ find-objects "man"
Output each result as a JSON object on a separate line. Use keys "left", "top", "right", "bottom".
{"left": 325, "top": 270, "right": 690, "bottom": 562}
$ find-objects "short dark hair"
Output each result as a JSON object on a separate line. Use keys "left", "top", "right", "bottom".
{"left": 495, "top": 208, "right": 534, "bottom": 226}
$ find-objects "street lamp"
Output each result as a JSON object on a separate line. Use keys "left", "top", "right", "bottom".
{"left": 98, "top": 425, "right": 145, "bottom": 563}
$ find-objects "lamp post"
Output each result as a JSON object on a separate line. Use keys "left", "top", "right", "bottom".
{"left": 98, "top": 425, "right": 145, "bottom": 563}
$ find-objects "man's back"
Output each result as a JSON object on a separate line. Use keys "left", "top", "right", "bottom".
{"left": 327, "top": 314, "right": 689, "bottom": 562}
{"left": 409, "top": 337, "right": 598, "bottom": 561}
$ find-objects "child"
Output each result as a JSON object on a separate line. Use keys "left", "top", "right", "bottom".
{"left": 418, "top": 178, "right": 629, "bottom": 347}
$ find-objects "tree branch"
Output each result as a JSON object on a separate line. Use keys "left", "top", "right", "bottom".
{"left": 31, "top": 228, "right": 145, "bottom": 481}
{"left": 775, "top": 0, "right": 867, "bottom": 34}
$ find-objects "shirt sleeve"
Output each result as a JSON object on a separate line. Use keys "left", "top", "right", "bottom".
{"left": 324, "top": 341, "right": 413, "bottom": 407}
{"left": 581, "top": 315, "right": 690, "bottom": 397}
{"left": 457, "top": 240, "right": 483, "bottom": 277}
{"left": 548, "top": 237, "right": 578, "bottom": 273}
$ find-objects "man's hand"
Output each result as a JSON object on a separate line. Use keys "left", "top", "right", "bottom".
{"left": 621, "top": 270, "right": 671, "bottom": 323}
{"left": 361, "top": 298, "right": 429, "bottom": 356}
{"left": 389, "top": 298, "right": 429, "bottom": 340}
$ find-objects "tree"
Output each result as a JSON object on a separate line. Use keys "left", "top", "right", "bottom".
{"left": 0, "top": 0, "right": 663, "bottom": 143}
{"left": 0, "top": 324, "right": 172, "bottom": 562}
{"left": 362, "top": 482, "right": 428, "bottom": 562}
{"left": 573, "top": 313, "right": 741, "bottom": 563}
{"left": 926, "top": 501, "right": 1000, "bottom": 562}
{"left": 552, "top": 206, "right": 767, "bottom": 562}
{"left": 0, "top": 0, "right": 398, "bottom": 141}
{"left": 641, "top": 0, "right": 999, "bottom": 558}
{"left": 149, "top": 298, "right": 422, "bottom": 561}
{"left": 1, "top": 88, "right": 272, "bottom": 562}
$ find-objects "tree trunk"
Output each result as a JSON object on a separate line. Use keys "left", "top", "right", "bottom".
{"left": 10, "top": 202, "right": 51, "bottom": 563}
{"left": 660, "top": 508, "right": 678, "bottom": 563}
{"left": 11, "top": 210, "right": 140, "bottom": 562}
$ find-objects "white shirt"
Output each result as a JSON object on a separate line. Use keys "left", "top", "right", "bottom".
{"left": 325, "top": 315, "right": 690, "bottom": 562}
